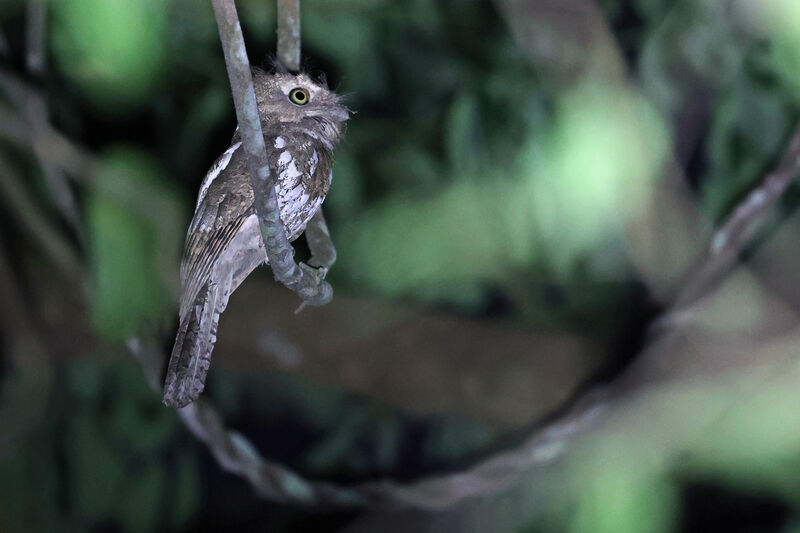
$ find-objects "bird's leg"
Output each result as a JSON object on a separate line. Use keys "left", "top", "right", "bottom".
{"left": 295, "top": 210, "right": 335, "bottom": 313}
{"left": 304, "top": 209, "right": 336, "bottom": 271}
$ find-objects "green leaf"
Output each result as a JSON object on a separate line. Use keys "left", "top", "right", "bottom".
{"left": 116, "top": 465, "right": 165, "bottom": 533}
{"left": 757, "top": 0, "right": 800, "bottom": 101}
{"left": 51, "top": 0, "right": 167, "bottom": 110}
{"left": 168, "top": 453, "right": 201, "bottom": 528}
{"left": 68, "top": 413, "right": 125, "bottom": 520}
{"left": 570, "top": 467, "right": 677, "bottom": 533}
{"left": 702, "top": 68, "right": 793, "bottom": 220}
{"left": 444, "top": 92, "right": 485, "bottom": 177}
{"left": 87, "top": 147, "right": 183, "bottom": 342}
{"left": 528, "top": 84, "right": 669, "bottom": 273}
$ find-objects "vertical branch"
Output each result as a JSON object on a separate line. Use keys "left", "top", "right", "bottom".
{"left": 26, "top": 0, "right": 48, "bottom": 76}
{"left": 304, "top": 210, "right": 336, "bottom": 269}
{"left": 276, "top": 0, "right": 301, "bottom": 71}
{"left": 276, "top": 0, "right": 338, "bottom": 274}
{"left": 210, "top": 0, "right": 332, "bottom": 306}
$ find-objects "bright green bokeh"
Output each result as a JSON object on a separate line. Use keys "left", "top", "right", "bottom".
{"left": 570, "top": 464, "right": 676, "bottom": 533}
{"left": 756, "top": 0, "right": 800, "bottom": 101}
{"left": 527, "top": 84, "right": 670, "bottom": 273}
{"left": 87, "top": 147, "right": 183, "bottom": 342}
{"left": 51, "top": 0, "right": 167, "bottom": 110}
{"left": 338, "top": 83, "right": 669, "bottom": 298}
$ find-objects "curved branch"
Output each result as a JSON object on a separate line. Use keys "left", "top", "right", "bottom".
{"left": 277, "top": 0, "right": 301, "bottom": 72}
{"left": 128, "top": 334, "right": 606, "bottom": 509}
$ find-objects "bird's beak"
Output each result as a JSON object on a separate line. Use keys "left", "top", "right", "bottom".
{"left": 333, "top": 105, "right": 350, "bottom": 122}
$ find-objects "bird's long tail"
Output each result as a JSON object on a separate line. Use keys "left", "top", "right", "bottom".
{"left": 163, "top": 280, "right": 224, "bottom": 408}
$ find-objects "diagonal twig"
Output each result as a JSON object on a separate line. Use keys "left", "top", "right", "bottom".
{"left": 0, "top": 156, "right": 83, "bottom": 279}
{"left": 0, "top": 67, "right": 85, "bottom": 240}
{"left": 672, "top": 126, "right": 800, "bottom": 310}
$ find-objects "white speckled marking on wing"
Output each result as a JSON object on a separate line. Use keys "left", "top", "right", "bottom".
{"left": 197, "top": 142, "right": 242, "bottom": 207}
{"left": 214, "top": 213, "right": 268, "bottom": 295}
{"left": 283, "top": 160, "right": 302, "bottom": 183}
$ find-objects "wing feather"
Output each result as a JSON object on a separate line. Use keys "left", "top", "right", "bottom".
{"left": 178, "top": 146, "right": 257, "bottom": 319}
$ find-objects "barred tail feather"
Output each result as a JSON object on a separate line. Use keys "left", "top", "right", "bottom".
{"left": 162, "top": 223, "right": 264, "bottom": 408}
{"left": 163, "top": 281, "right": 223, "bottom": 407}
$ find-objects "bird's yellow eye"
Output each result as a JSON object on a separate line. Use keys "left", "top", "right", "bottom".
{"left": 289, "top": 88, "right": 309, "bottom": 105}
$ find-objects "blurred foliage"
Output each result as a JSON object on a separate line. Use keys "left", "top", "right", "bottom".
{"left": 87, "top": 148, "right": 184, "bottom": 341}
{"left": 528, "top": 84, "right": 668, "bottom": 273}
{"left": 0, "top": 358, "right": 199, "bottom": 532}
{"left": 543, "top": 352, "right": 800, "bottom": 533}
{"left": 1, "top": 0, "right": 800, "bottom": 532}
{"left": 755, "top": 0, "right": 800, "bottom": 99}
{"left": 51, "top": 0, "right": 168, "bottom": 111}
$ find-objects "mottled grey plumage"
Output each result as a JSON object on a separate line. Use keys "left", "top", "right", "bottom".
{"left": 163, "top": 68, "right": 348, "bottom": 408}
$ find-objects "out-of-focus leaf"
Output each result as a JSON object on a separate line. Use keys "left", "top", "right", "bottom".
{"left": 174, "top": 86, "right": 232, "bottom": 178}
{"left": 423, "top": 418, "right": 492, "bottom": 464}
{"left": 336, "top": 176, "right": 519, "bottom": 298}
{"left": 107, "top": 362, "right": 178, "bottom": 453}
{"left": 445, "top": 92, "right": 485, "bottom": 177}
{"left": 51, "top": 0, "right": 167, "bottom": 111}
{"left": 107, "top": 390, "right": 175, "bottom": 453}
{"left": 703, "top": 74, "right": 792, "bottom": 219}
{"left": 528, "top": 84, "right": 669, "bottom": 274}
{"left": 305, "top": 410, "right": 373, "bottom": 475}
{"left": 304, "top": 9, "right": 385, "bottom": 97}
{"left": 633, "top": 0, "right": 671, "bottom": 23}
{"left": 748, "top": 0, "right": 800, "bottom": 100}
{"left": 168, "top": 453, "right": 202, "bottom": 527}
{"left": 374, "top": 143, "right": 443, "bottom": 193}
{"left": 569, "top": 461, "right": 677, "bottom": 533}
{"left": 117, "top": 465, "right": 165, "bottom": 533}
{"left": 339, "top": 84, "right": 667, "bottom": 299}
{"left": 87, "top": 147, "right": 183, "bottom": 342}
{"left": 0, "top": 440, "right": 61, "bottom": 532}
{"left": 66, "top": 357, "right": 105, "bottom": 402}
{"left": 325, "top": 144, "right": 364, "bottom": 219}
{"left": 68, "top": 412, "right": 125, "bottom": 520}
{"left": 240, "top": 0, "right": 276, "bottom": 43}
{"left": 639, "top": 0, "right": 749, "bottom": 121}
{"left": 685, "top": 366, "right": 800, "bottom": 498}
{"left": 0, "top": 0, "right": 24, "bottom": 20}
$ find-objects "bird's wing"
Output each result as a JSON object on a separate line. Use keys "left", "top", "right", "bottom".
{"left": 179, "top": 145, "right": 256, "bottom": 319}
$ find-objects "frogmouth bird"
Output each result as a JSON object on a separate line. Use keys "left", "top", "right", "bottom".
{"left": 163, "top": 67, "right": 348, "bottom": 408}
